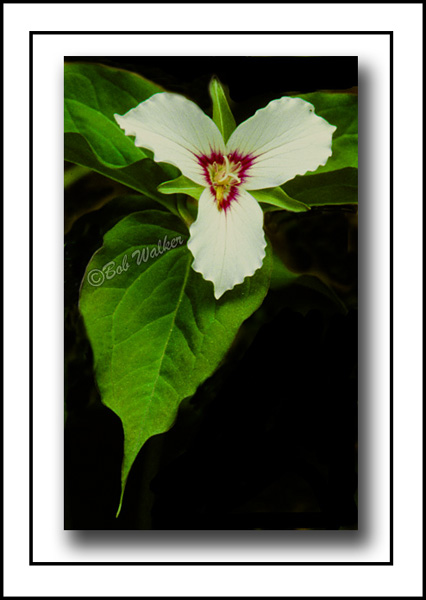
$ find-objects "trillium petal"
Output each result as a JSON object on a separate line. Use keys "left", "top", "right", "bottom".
{"left": 114, "top": 93, "right": 225, "bottom": 186}
{"left": 226, "top": 97, "right": 336, "bottom": 190}
{"left": 188, "top": 188, "right": 267, "bottom": 299}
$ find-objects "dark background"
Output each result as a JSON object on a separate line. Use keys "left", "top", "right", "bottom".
{"left": 65, "top": 56, "right": 358, "bottom": 530}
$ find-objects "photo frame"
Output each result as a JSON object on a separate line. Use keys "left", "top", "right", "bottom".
{"left": 3, "top": 4, "right": 422, "bottom": 597}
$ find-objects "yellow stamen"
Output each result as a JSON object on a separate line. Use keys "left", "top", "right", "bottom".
{"left": 216, "top": 185, "right": 225, "bottom": 209}
{"left": 209, "top": 155, "right": 242, "bottom": 211}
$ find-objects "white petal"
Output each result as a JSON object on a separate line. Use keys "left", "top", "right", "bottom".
{"left": 226, "top": 96, "right": 337, "bottom": 189}
{"left": 114, "top": 92, "right": 225, "bottom": 186}
{"left": 188, "top": 188, "right": 266, "bottom": 299}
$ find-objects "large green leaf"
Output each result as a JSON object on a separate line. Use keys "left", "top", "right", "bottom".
{"left": 64, "top": 62, "right": 163, "bottom": 167}
{"left": 295, "top": 92, "right": 358, "bottom": 174}
{"left": 283, "top": 167, "right": 358, "bottom": 206}
{"left": 80, "top": 209, "right": 272, "bottom": 514}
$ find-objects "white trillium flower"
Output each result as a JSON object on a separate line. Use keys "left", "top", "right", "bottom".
{"left": 115, "top": 92, "right": 336, "bottom": 299}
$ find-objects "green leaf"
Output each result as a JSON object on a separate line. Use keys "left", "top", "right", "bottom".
{"left": 158, "top": 175, "right": 204, "bottom": 201}
{"left": 295, "top": 92, "right": 358, "bottom": 174}
{"left": 251, "top": 187, "right": 310, "bottom": 213}
{"left": 65, "top": 97, "right": 147, "bottom": 168}
{"left": 64, "top": 164, "right": 92, "bottom": 189}
{"left": 64, "top": 62, "right": 163, "bottom": 168}
{"left": 270, "top": 254, "right": 347, "bottom": 314}
{"left": 65, "top": 137, "right": 180, "bottom": 215}
{"left": 283, "top": 167, "right": 358, "bottom": 206}
{"left": 209, "top": 77, "right": 236, "bottom": 144}
{"left": 270, "top": 254, "right": 300, "bottom": 289}
{"left": 80, "top": 210, "right": 272, "bottom": 515}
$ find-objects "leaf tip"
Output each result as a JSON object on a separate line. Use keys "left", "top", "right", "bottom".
{"left": 115, "top": 490, "right": 124, "bottom": 518}
{"left": 156, "top": 182, "right": 167, "bottom": 195}
{"left": 208, "top": 74, "right": 220, "bottom": 89}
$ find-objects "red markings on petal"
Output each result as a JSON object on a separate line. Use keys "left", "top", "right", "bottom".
{"left": 195, "top": 149, "right": 256, "bottom": 212}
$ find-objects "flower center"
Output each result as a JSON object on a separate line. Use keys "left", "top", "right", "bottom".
{"left": 209, "top": 155, "right": 241, "bottom": 211}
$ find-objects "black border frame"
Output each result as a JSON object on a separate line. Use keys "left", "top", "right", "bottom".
{"left": 30, "top": 30, "right": 393, "bottom": 567}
